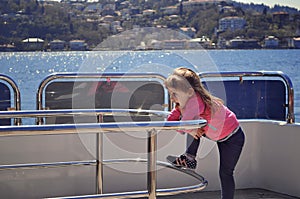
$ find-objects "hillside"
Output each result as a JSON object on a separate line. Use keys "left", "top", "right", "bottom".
{"left": 0, "top": 0, "right": 299, "bottom": 50}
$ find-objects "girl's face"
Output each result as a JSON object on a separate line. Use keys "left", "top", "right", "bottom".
{"left": 168, "top": 87, "right": 194, "bottom": 109}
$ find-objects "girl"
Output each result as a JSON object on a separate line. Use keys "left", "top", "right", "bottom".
{"left": 165, "top": 67, "right": 245, "bottom": 199}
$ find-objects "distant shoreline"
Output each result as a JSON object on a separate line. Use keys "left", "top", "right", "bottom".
{"left": 0, "top": 48, "right": 299, "bottom": 53}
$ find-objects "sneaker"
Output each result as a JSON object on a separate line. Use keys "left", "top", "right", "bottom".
{"left": 166, "top": 154, "right": 197, "bottom": 170}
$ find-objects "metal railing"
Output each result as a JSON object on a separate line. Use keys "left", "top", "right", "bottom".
{"left": 0, "top": 109, "right": 208, "bottom": 199}
{"left": 36, "top": 72, "right": 167, "bottom": 111}
{"left": 1, "top": 70, "right": 294, "bottom": 197}
{"left": 199, "top": 71, "right": 295, "bottom": 123}
{"left": 0, "top": 74, "right": 21, "bottom": 124}
{"left": 1, "top": 71, "right": 295, "bottom": 124}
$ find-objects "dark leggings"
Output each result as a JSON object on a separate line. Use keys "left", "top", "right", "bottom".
{"left": 186, "top": 128, "right": 245, "bottom": 199}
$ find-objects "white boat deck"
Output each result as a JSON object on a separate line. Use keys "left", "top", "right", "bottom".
{"left": 1, "top": 72, "right": 299, "bottom": 199}
{"left": 155, "top": 189, "right": 299, "bottom": 199}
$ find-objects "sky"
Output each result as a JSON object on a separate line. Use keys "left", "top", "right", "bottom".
{"left": 236, "top": 0, "right": 300, "bottom": 10}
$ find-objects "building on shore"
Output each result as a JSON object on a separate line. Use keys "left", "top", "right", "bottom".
{"left": 49, "top": 39, "right": 66, "bottom": 51}
{"left": 182, "top": 0, "right": 232, "bottom": 10}
{"left": 293, "top": 37, "right": 300, "bottom": 49}
{"left": 219, "top": 16, "right": 246, "bottom": 32}
{"left": 263, "top": 36, "right": 279, "bottom": 48}
{"left": 69, "top": 40, "right": 88, "bottom": 51}
{"left": 190, "top": 36, "right": 212, "bottom": 49}
{"left": 179, "top": 27, "right": 197, "bottom": 38}
{"left": 22, "top": 38, "right": 44, "bottom": 51}
{"left": 228, "top": 37, "right": 261, "bottom": 49}
{"left": 0, "top": 44, "right": 16, "bottom": 52}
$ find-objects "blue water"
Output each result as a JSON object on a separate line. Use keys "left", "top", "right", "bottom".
{"left": 0, "top": 49, "right": 299, "bottom": 121}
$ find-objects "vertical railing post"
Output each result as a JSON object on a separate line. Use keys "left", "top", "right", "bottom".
{"left": 96, "top": 114, "right": 104, "bottom": 194}
{"left": 147, "top": 128, "right": 157, "bottom": 199}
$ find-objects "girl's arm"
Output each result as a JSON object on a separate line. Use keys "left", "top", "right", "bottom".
{"left": 167, "top": 104, "right": 187, "bottom": 135}
{"left": 181, "top": 96, "right": 206, "bottom": 139}
{"left": 167, "top": 103, "right": 181, "bottom": 121}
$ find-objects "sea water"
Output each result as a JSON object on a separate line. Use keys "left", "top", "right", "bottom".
{"left": 0, "top": 49, "right": 299, "bottom": 121}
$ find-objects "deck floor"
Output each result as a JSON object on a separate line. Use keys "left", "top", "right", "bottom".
{"left": 154, "top": 189, "right": 299, "bottom": 199}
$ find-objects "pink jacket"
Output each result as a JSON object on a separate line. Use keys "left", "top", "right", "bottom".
{"left": 167, "top": 93, "right": 239, "bottom": 141}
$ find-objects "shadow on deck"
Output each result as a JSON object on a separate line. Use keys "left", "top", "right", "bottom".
{"left": 152, "top": 189, "right": 299, "bottom": 199}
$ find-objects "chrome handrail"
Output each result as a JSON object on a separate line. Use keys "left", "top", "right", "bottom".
{"left": 36, "top": 72, "right": 167, "bottom": 111}
{"left": 199, "top": 71, "right": 295, "bottom": 123}
{"left": 0, "top": 159, "right": 208, "bottom": 199}
{"left": 0, "top": 73, "right": 21, "bottom": 124}
{"left": 0, "top": 109, "right": 170, "bottom": 119}
{"left": 35, "top": 72, "right": 168, "bottom": 125}
{"left": 0, "top": 160, "right": 97, "bottom": 170}
{"left": 0, "top": 119, "right": 205, "bottom": 136}
{"left": 0, "top": 109, "right": 207, "bottom": 199}
{"left": 46, "top": 160, "right": 208, "bottom": 199}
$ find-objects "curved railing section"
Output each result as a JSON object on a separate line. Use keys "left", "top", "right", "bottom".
{"left": 46, "top": 160, "right": 207, "bottom": 199}
{"left": 35, "top": 72, "right": 168, "bottom": 125}
{"left": 36, "top": 72, "right": 167, "bottom": 111}
{"left": 0, "top": 73, "right": 21, "bottom": 125}
{"left": 0, "top": 109, "right": 207, "bottom": 199}
{"left": 199, "top": 71, "right": 295, "bottom": 123}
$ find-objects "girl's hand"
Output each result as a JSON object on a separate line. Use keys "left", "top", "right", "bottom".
{"left": 175, "top": 103, "right": 182, "bottom": 113}
{"left": 189, "top": 128, "right": 205, "bottom": 140}
{"left": 197, "top": 128, "right": 205, "bottom": 137}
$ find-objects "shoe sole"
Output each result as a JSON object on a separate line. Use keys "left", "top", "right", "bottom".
{"left": 166, "top": 155, "right": 195, "bottom": 171}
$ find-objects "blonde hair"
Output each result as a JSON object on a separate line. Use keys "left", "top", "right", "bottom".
{"left": 165, "top": 67, "right": 224, "bottom": 113}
